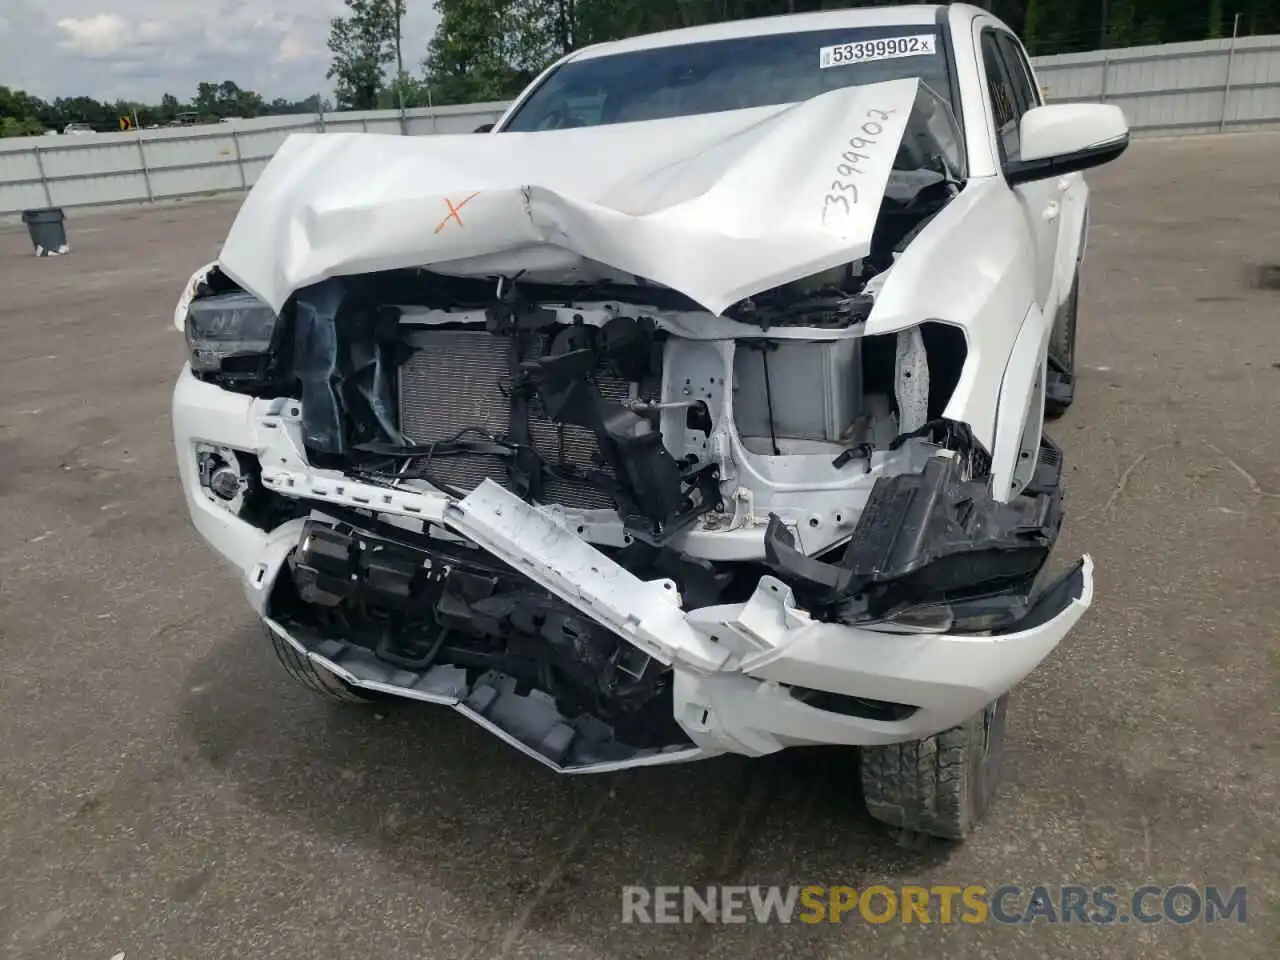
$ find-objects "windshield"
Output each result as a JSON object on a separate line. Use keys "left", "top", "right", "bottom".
{"left": 503, "top": 25, "right": 954, "bottom": 132}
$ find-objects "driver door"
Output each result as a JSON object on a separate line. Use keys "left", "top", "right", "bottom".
{"left": 979, "top": 27, "right": 1061, "bottom": 314}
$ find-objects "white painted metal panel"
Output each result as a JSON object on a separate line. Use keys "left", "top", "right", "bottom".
{"left": 49, "top": 172, "right": 148, "bottom": 207}
{"left": 241, "top": 158, "right": 272, "bottom": 186}
{"left": 426, "top": 110, "right": 504, "bottom": 134}
{"left": 0, "top": 148, "right": 43, "bottom": 182}
{"left": 144, "top": 134, "right": 240, "bottom": 171}
{"left": 1232, "top": 83, "right": 1280, "bottom": 123}
{"left": 320, "top": 116, "right": 365, "bottom": 133}
{"left": 1037, "top": 63, "right": 1102, "bottom": 101}
{"left": 1233, "top": 47, "right": 1280, "bottom": 83}
{"left": 236, "top": 126, "right": 316, "bottom": 164}
{"left": 41, "top": 140, "right": 139, "bottom": 177}
{"left": 150, "top": 162, "right": 243, "bottom": 198}
{"left": 0, "top": 180, "right": 51, "bottom": 213}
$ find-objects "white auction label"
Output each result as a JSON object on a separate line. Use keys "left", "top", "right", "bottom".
{"left": 819, "top": 34, "right": 937, "bottom": 69}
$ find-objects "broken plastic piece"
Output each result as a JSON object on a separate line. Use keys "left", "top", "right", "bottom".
{"left": 765, "top": 455, "right": 1063, "bottom": 614}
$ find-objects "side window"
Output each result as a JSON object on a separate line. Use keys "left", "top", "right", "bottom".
{"left": 997, "top": 33, "right": 1042, "bottom": 111}
{"left": 980, "top": 31, "right": 1021, "bottom": 164}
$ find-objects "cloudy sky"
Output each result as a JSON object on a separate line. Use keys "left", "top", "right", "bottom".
{"left": 0, "top": 0, "right": 442, "bottom": 103}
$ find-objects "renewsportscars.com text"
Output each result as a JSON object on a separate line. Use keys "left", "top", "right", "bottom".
{"left": 620, "top": 884, "right": 1247, "bottom": 925}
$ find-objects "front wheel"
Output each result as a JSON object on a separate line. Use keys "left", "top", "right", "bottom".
{"left": 859, "top": 695, "right": 1008, "bottom": 840}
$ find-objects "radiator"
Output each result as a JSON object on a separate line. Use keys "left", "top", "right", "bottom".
{"left": 397, "top": 329, "right": 639, "bottom": 510}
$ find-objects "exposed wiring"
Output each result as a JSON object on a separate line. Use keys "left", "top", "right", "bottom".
{"left": 355, "top": 424, "right": 620, "bottom": 503}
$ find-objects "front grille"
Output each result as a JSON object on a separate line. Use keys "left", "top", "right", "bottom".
{"left": 397, "top": 329, "right": 642, "bottom": 510}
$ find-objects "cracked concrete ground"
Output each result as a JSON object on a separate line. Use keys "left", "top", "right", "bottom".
{"left": 1, "top": 132, "right": 1278, "bottom": 960}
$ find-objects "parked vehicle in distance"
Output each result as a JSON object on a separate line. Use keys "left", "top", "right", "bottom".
{"left": 172, "top": 3, "right": 1128, "bottom": 840}
{"left": 62, "top": 122, "right": 94, "bottom": 135}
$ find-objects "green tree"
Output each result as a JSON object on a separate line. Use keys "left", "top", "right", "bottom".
{"left": 235, "top": 88, "right": 265, "bottom": 118}
{"left": 0, "top": 115, "right": 45, "bottom": 138}
{"left": 327, "top": 0, "right": 405, "bottom": 109}
{"left": 0, "top": 86, "right": 33, "bottom": 121}
{"left": 1206, "top": 0, "right": 1225, "bottom": 38}
{"left": 191, "top": 81, "right": 264, "bottom": 119}
{"left": 159, "top": 93, "right": 180, "bottom": 124}
{"left": 390, "top": 0, "right": 407, "bottom": 87}
{"left": 194, "top": 82, "right": 220, "bottom": 117}
{"left": 1022, "top": 0, "right": 1041, "bottom": 52}
{"left": 380, "top": 73, "right": 436, "bottom": 108}
{"left": 425, "top": 0, "right": 559, "bottom": 104}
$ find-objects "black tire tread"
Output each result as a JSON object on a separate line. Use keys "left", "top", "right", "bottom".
{"left": 266, "top": 625, "right": 373, "bottom": 703}
{"left": 861, "top": 721, "right": 974, "bottom": 840}
{"left": 1050, "top": 291, "right": 1074, "bottom": 361}
{"left": 1045, "top": 273, "right": 1080, "bottom": 420}
{"left": 860, "top": 696, "right": 1006, "bottom": 841}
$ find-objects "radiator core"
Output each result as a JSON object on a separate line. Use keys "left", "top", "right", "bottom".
{"left": 397, "top": 329, "right": 640, "bottom": 510}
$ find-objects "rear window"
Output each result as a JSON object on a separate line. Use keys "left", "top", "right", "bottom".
{"left": 503, "top": 25, "right": 953, "bottom": 132}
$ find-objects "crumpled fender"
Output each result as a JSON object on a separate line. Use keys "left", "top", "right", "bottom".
{"left": 866, "top": 177, "right": 1039, "bottom": 452}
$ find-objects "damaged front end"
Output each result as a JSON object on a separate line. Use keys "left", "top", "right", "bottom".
{"left": 177, "top": 254, "right": 1089, "bottom": 770}
{"left": 275, "top": 511, "right": 690, "bottom": 763}
{"left": 174, "top": 77, "right": 1092, "bottom": 769}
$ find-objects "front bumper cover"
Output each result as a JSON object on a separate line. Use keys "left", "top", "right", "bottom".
{"left": 174, "top": 366, "right": 1094, "bottom": 773}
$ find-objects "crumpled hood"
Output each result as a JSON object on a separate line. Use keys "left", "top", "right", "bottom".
{"left": 218, "top": 77, "right": 922, "bottom": 316}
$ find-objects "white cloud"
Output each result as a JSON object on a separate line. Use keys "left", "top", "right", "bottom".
{"left": 138, "top": 19, "right": 175, "bottom": 42}
{"left": 56, "top": 12, "right": 131, "bottom": 57}
{"left": 276, "top": 33, "right": 314, "bottom": 65}
{"left": 4, "top": 1, "right": 441, "bottom": 102}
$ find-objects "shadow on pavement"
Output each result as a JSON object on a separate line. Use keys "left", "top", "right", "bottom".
{"left": 178, "top": 622, "right": 958, "bottom": 957}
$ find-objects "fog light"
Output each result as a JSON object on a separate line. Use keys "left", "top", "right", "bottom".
{"left": 196, "top": 446, "right": 257, "bottom": 513}
{"left": 208, "top": 465, "right": 241, "bottom": 501}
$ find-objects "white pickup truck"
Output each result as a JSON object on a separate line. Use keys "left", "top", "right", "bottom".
{"left": 172, "top": 3, "right": 1127, "bottom": 839}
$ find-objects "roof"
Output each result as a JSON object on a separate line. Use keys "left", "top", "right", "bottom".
{"left": 569, "top": 5, "right": 962, "bottom": 61}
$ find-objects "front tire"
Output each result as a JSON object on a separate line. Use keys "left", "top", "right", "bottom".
{"left": 1044, "top": 272, "right": 1079, "bottom": 420}
{"left": 859, "top": 695, "right": 1008, "bottom": 840}
{"left": 266, "top": 624, "right": 375, "bottom": 703}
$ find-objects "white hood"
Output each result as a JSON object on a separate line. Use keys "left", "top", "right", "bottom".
{"left": 218, "top": 77, "right": 923, "bottom": 316}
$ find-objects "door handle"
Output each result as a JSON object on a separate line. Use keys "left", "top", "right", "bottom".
{"left": 1044, "top": 201, "right": 1061, "bottom": 222}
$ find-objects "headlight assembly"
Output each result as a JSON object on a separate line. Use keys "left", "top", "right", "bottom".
{"left": 185, "top": 290, "right": 286, "bottom": 389}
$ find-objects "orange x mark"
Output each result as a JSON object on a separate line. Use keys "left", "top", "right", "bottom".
{"left": 434, "top": 191, "right": 482, "bottom": 234}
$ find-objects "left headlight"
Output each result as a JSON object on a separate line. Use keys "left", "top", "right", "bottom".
{"left": 185, "top": 290, "right": 286, "bottom": 389}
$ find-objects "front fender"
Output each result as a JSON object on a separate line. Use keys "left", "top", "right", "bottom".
{"left": 990, "top": 301, "right": 1050, "bottom": 500}
{"left": 867, "top": 177, "right": 1038, "bottom": 453}
{"left": 1054, "top": 173, "right": 1090, "bottom": 300}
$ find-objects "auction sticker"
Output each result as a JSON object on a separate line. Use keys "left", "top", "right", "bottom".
{"left": 819, "top": 34, "right": 936, "bottom": 69}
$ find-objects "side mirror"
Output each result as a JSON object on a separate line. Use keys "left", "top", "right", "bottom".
{"left": 1005, "top": 103, "right": 1129, "bottom": 186}
{"left": 473, "top": 122, "right": 494, "bottom": 134}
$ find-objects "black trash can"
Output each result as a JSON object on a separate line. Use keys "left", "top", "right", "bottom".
{"left": 21, "top": 207, "right": 69, "bottom": 257}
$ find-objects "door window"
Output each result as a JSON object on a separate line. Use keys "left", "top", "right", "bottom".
{"left": 980, "top": 30, "right": 1030, "bottom": 165}
{"left": 997, "top": 33, "right": 1042, "bottom": 112}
